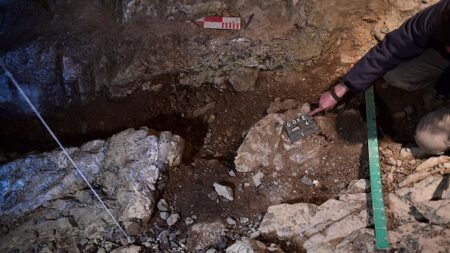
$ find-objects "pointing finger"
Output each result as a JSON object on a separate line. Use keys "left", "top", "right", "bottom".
{"left": 309, "top": 106, "right": 324, "bottom": 116}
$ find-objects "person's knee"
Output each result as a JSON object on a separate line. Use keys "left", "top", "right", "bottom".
{"left": 415, "top": 107, "right": 450, "bottom": 155}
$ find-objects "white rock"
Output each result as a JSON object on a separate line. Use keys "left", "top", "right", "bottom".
{"left": 110, "top": 246, "right": 141, "bottom": 253}
{"left": 160, "top": 212, "right": 169, "bottom": 220}
{"left": 345, "top": 179, "right": 369, "bottom": 194}
{"left": 226, "top": 238, "right": 267, "bottom": 253}
{"left": 226, "top": 217, "right": 237, "bottom": 225}
{"left": 388, "top": 193, "right": 415, "bottom": 223}
{"left": 226, "top": 241, "right": 254, "bottom": 253}
{"left": 399, "top": 148, "right": 414, "bottom": 160}
{"left": 252, "top": 171, "right": 264, "bottom": 187}
{"left": 213, "top": 183, "right": 234, "bottom": 201}
{"left": 167, "top": 213, "right": 180, "bottom": 227}
{"left": 259, "top": 203, "right": 317, "bottom": 240}
{"left": 157, "top": 199, "right": 169, "bottom": 212}
{"left": 185, "top": 217, "right": 194, "bottom": 225}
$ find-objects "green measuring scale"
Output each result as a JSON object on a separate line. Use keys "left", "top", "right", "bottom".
{"left": 365, "top": 87, "right": 390, "bottom": 250}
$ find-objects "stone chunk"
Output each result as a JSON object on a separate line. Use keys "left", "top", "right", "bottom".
{"left": 415, "top": 200, "right": 450, "bottom": 225}
{"left": 252, "top": 171, "right": 264, "bottom": 187}
{"left": 345, "top": 179, "right": 369, "bottom": 194}
{"left": 229, "top": 67, "right": 258, "bottom": 92}
{"left": 226, "top": 238, "right": 267, "bottom": 253}
{"left": 167, "top": 213, "right": 180, "bottom": 227}
{"left": 259, "top": 203, "right": 318, "bottom": 240}
{"left": 111, "top": 246, "right": 141, "bottom": 253}
{"left": 213, "top": 183, "right": 234, "bottom": 201}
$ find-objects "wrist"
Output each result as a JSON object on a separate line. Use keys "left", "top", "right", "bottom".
{"left": 334, "top": 83, "right": 349, "bottom": 97}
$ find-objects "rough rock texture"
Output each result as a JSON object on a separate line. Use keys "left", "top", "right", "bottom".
{"left": 234, "top": 105, "right": 312, "bottom": 173}
{"left": 258, "top": 170, "right": 450, "bottom": 252}
{"left": 0, "top": 128, "right": 184, "bottom": 253}
{"left": 187, "top": 221, "right": 227, "bottom": 251}
{"left": 0, "top": 0, "right": 439, "bottom": 114}
{"left": 259, "top": 192, "right": 370, "bottom": 251}
{"left": 225, "top": 238, "right": 268, "bottom": 253}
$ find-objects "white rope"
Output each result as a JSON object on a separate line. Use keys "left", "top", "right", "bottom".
{"left": 1, "top": 63, "right": 132, "bottom": 244}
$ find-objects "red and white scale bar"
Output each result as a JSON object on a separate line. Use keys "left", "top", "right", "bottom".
{"left": 195, "top": 16, "right": 241, "bottom": 30}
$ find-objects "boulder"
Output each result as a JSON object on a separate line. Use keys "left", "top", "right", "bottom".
{"left": 257, "top": 174, "right": 450, "bottom": 252}
{"left": 234, "top": 108, "right": 316, "bottom": 173}
{"left": 259, "top": 192, "right": 369, "bottom": 248}
{"left": 0, "top": 128, "right": 184, "bottom": 252}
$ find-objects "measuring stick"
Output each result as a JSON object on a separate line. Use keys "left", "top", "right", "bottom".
{"left": 365, "top": 86, "right": 389, "bottom": 250}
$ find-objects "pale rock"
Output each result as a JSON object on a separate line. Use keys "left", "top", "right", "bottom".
{"left": 234, "top": 109, "right": 344, "bottom": 175}
{"left": 389, "top": 222, "right": 450, "bottom": 252}
{"left": 259, "top": 203, "right": 318, "bottom": 240}
{"left": 226, "top": 240, "right": 254, "bottom": 253}
{"left": 193, "top": 102, "right": 216, "bottom": 117}
{"left": 213, "top": 183, "right": 234, "bottom": 201}
{"left": 399, "top": 147, "right": 414, "bottom": 160}
{"left": 387, "top": 157, "right": 397, "bottom": 166}
{"left": 167, "top": 213, "right": 180, "bottom": 227}
{"left": 160, "top": 212, "right": 169, "bottom": 220}
{"left": 157, "top": 199, "right": 169, "bottom": 212}
{"left": 415, "top": 200, "right": 450, "bottom": 225}
{"left": 226, "top": 217, "right": 237, "bottom": 225}
{"left": 187, "top": 222, "right": 227, "bottom": 250}
{"left": 226, "top": 238, "right": 267, "bottom": 253}
{"left": 389, "top": 0, "right": 419, "bottom": 12}
{"left": 388, "top": 193, "right": 416, "bottom": 223}
{"left": 110, "top": 246, "right": 141, "bottom": 253}
{"left": 252, "top": 171, "right": 264, "bottom": 187}
{"left": 345, "top": 179, "right": 369, "bottom": 194}
{"left": 396, "top": 175, "right": 450, "bottom": 203}
{"left": 185, "top": 217, "right": 194, "bottom": 225}
{"left": 205, "top": 249, "right": 217, "bottom": 253}
{"left": 0, "top": 128, "right": 184, "bottom": 252}
{"left": 330, "top": 228, "right": 374, "bottom": 253}
{"left": 305, "top": 194, "right": 368, "bottom": 235}
{"left": 240, "top": 217, "right": 250, "bottom": 225}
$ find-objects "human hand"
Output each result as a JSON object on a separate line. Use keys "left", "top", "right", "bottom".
{"left": 309, "top": 83, "right": 349, "bottom": 116}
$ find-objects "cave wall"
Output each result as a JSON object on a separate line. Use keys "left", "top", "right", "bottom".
{"left": 0, "top": 0, "right": 438, "bottom": 116}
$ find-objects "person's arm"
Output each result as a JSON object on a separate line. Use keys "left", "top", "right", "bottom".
{"left": 343, "top": 0, "right": 448, "bottom": 92}
{"left": 310, "top": 0, "right": 450, "bottom": 116}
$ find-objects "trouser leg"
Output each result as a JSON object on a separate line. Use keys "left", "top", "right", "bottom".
{"left": 415, "top": 106, "right": 450, "bottom": 155}
{"left": 381, "top": 48, "right": 450, "bottom": 154}
{"left": 383, "top": 48, "right": 449, "bottom": 91}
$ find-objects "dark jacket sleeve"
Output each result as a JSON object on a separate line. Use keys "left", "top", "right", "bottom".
{"left": 342, "top": 0, "right": 450, "bottom": 92}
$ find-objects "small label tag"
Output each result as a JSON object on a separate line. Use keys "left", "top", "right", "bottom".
{"left": 284, "top": 115, "right": 318, "bottom": 143}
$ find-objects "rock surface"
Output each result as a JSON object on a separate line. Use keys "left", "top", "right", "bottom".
{"left": 258, "top": 171, "right": 450, "bottom": 252}
{"left": 0, "top": 128, "right": 184, "bottom": 252}
{"left": 0, "top": 0, "right": 438, "bottom": 115}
